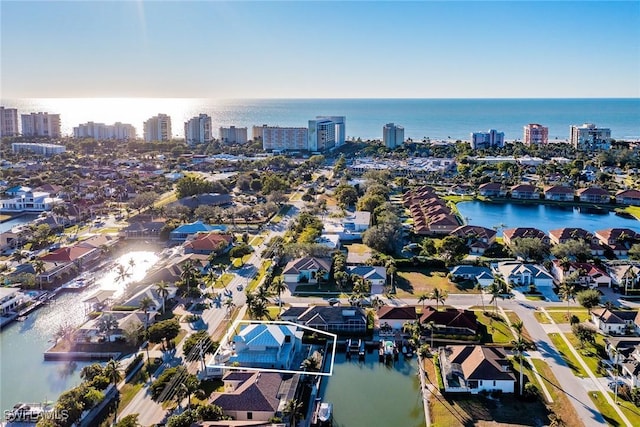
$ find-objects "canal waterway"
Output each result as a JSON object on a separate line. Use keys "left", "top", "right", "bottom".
{"left": 457, "top": 201, "right": 640, "bottom": 236}
{"left": 0, "top": 215, "right": 39, "bottom": 234}
{"left": 0, "top": 250, "right": 158, "bottom": 414}
{"left": 320, "top": 355, "right": 426, "bottom": 427}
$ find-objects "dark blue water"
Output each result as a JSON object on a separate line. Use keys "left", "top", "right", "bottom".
{"left": 2, "top": 98, "right": 638, "bottom": 141}
{"left": 457, "top": 201, "right": 640, "bottom": 236}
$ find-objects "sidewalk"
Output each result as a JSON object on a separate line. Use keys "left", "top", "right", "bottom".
{"left": 539, "top": 307, "right": 633, "bottom": 427}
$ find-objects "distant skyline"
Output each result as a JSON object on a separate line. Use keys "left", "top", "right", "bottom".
{"left": 1, "top": 1, "right": 639, "bottom": 99}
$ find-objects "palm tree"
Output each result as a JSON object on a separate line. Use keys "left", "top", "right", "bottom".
{"left": 475, "top": 282, "right": 487, "bottom": 313}
{"left": 315, "top": 268, "right": 328, "bottom": 288}
{"left": 487, "top": 279, "right": 503, "bottom": 314}
{"left": 204, "top": 269, "right": 219, "bottom": 289}
{"left": 103, "top": 359, "right": 122, "bottom": 385}
{"left": 248, "top": 297, "right": 270, "bottom": 320}
{"left": 386, "top": 258, "right": 397, "bottom": 293}
{"left": 283, "top": 398, "right": 304, "bottom": 427}
{"left": 417, "top": 293, "right": 429, "bottom": 309}
{"left": 33, "top": 259, "right": 45, "bottom": 290}
{"left": 155, "top": 281, "right": 170, "bottom": 314}
{"left": 223, "top": 298, "right": 236, "bottom": 319}
{"left": 270, "top": 277, "right": 288, "bottom": 310}
{"left": 115, "top": 264, "right": 131, "bottom": 288}
{"left": 403, "top": 321, "right": 422, "bottom": 348}
{"left": 424, "top": 321, "right": 436, "bottom": 349}
{"left": 429, "top": 288, "right": 447, "bottom": 311}
{"left": 558, "top": 281, "right": 576, "bottom": 320}
{"left": 180, "top": 260, "right": 199, "bottom": 295}
{"left": 139, "top": 296, "right": 154, "bottom": 339}
{"left": 97, "top": 314, "right": 119, "bottom": 342}
{"left": 512, "top": 335, "right": 527, "bottom": 395}
{"left": 512, "top": 320, "right": 524, "bottom": 339}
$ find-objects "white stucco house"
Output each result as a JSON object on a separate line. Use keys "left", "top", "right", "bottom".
{"left": 591, "top": 308, "right": 638, "bottom": 335}
{"left": 282, "top": 257, "right": 332, "bottom": 284}
{"left": 494, "top": 262, "right": 554, "bottom": 289}
{"left": 439, "top": 345, "right": 515, "bottom": 394}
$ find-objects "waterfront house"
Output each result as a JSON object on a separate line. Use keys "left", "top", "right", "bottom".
{"left": 377, "top": 306, "right": 418, "bottom": 333}
{"left": 169, "top": 220, "right": 227, "bottom": 243}
{"left": 550, "top": 260, "right": 611, "bottom": 288}
{"left": 183, "top": 232, "right": 233, "bottom": 256}
{"left": 616, "top": 189, "right": 640, "bottom": 206}
{"left": 494, "top": 261, "right": 554, "bottom": 289}
{"left": 123, "top": 284, "right": 178, "bottom": 312}
{"left": 478, "top": 182, "right": 506, "bottom": 198}
{"left": 450, "top": 265, "right": 494, "bottom": 288}
{"left": 502, "top": 228, "right": 549, "bottom": 247}
{"left": 211, "top": 371, "right": 293, "bottom": 422}
{"left": 404, "top": 186, "right": 460, "bottom": 235}
{"left": 591, "top": 308, "right": 637, "bottom": 335}
{"left": 549, "top": 227, "right": 603, "bottom": 255}
{"left": 420, "top": 306, "right": 479, "bottom": 336}
{"left": 451, "top": 225, "right": 497, "bottom": 255}
{"left": 438, "top": 345, "right": 515, "bottom": 394}
{"left": 75, "top": 311, "right": 149, "bottom": 343}
{"left": 40, "top": 245, "right": 101, "bottom": 271}
{"left": 0, "top": 287, "right": 24, "bottom": 315}
{"left": 577, "top": 187, "right": 610, "bottom": 203}
{"left": 543, "top": 185, "right": 575, "bottom": 201}
{"left": 0, "top": 188, "right": 63, "bottom": 213}
{"left": 281, "top": 306, "right": 367, "bottom": 334}
{"left": 229, "top": 323, "right": 303, "bottom": 370}
{"left": 595, "top": 228, "right": 639, "bottom": 257}
{"left": 510, "top": 184, "right": 539, "bottom": 200}
{"left": 347, "top": 265, "right": 386, "bottom": 294}
{"left": 120, "top": 220, "right": 165, "bottom": 240}
{"left": 282, "top": 257, "right": 331, "bottom": 284}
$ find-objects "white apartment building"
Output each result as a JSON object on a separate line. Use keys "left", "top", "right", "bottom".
{"left": 144, "top": 114, "right": 172, "bottom": 142}
{"left": 21, "top": 112, "right": 61, "bottom": 138}
{"left": 523, "top": 123, "right": 548, "bottom": 145}
{"left": 73, "top": 121, "right": 136, "bottom": 140}
{"left": 184, "top": 114, "right": 212, "bottom": 145}
{"left": 0, "top": 107, "right": 19, "bottom": 137}
{"left": 570, "top": 123, "right": 611, "bottom": 151}
{"left": 383, "top": 123, "right": 404, "bottom": 149}
{"left": 316, "top": 116, "right": 346, "bottom": 146}
{"left": 308, "top": 118, "right": 337, "bottom": 151}
{"left": 219, "top": 126, "right": 248, "bottom": 144}
{"left": 258, "top": 125, "right": 309, "bottom": 152}
{"left": 470, "top": 129, "right": 505, "bottom": 149}
{"left": 12, "top": 143, "right": 66, "bottom": 157}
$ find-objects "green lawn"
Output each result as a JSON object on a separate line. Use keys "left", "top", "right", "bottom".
{"left": 214, "top": 273, "right": 234, "bottom": 289}
{"left": 622, "top": 205, "right": 640, "bottom": 220}
{"left": 565, "top": 332, "right": 606, "bottom": 376}
{"left": 504, "top": 311, "right": 533, "bottom": 343}
{"left": 548, "top": 333, "right": 588, "bottom": 378}
{"left": 249, "top": 235, "right": 265, "bottom": 246}
{"left": 534, "top": 311, "right": 551, "bottom": 324}
{"left": 589, "top": 391, "right": 625, "bottom": 427}
{"left": 546, "top": 309, "right": 590, "bottom": 324}
{"left": 271, "top": 204, "right": 292, "bottom": 223}
{"left": 396, "top": 269, "right": 477, "bottom": 298}
{"left": 531, "top": 359, "right": 587, "bottom": 427}
{"left": 607, "top": 391, "right": 640, "bottom": 426}
{"left": 247, "top": 260, "right": 273, "bottom": 292}
{"left": 476, "top": 311, "right": 514, "bottom": 344}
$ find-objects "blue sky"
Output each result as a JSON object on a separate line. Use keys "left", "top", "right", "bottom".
{"left": 1, "top": 1, "right": 639, "bottom": 98}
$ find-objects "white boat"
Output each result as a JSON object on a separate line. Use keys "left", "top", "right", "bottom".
{"left": 318, "top": 402, "right": 332, "bottom": 423}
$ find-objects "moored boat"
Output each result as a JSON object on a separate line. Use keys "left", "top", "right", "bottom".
{"left": 318, "top": 402, "right": 332, "bottom": 423}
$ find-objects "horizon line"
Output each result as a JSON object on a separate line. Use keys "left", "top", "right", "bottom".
{"left": 1, "top": 96, "right": 639, "bottom": 101}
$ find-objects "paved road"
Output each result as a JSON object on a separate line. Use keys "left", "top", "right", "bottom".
{"left": 120, "top": 194, "right": 303, "bottom": 425}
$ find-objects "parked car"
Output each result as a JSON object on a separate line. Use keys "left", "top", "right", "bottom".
{"left": 327, "top": 298, "right": 340, "bottom": 306}
{"left": 608, "top": 380, "right": 626, "bottom": 390}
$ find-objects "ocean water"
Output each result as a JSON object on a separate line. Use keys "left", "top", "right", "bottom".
{"left": 1, "top": 98, "right": 639, "bottom": 142}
